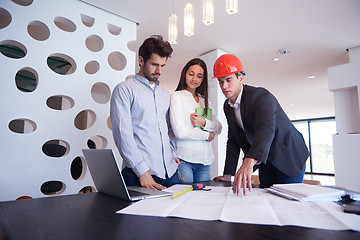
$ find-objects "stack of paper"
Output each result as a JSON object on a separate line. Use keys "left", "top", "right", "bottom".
{"left": 266, "top": 183, "right": 345, "bottom": 201}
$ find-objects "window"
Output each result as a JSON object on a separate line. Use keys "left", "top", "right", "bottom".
{"left": 293, "top": 117, "right": 336, "bottom": 176}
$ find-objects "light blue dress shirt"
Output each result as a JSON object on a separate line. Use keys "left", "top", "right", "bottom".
{"left": 110, "top": 74, "right": 178, "bottom": 179}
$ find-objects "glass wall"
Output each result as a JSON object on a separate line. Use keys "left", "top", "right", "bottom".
{"left": 293, "top": 117, "right": 336, "bottom": 175}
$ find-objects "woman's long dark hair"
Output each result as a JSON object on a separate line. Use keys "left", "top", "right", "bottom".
{"left": 175, "top": 58, "right": 209, "bottom": 116}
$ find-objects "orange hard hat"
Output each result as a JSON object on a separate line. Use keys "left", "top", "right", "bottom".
{"left": 213, "top": 54, "right": 244, "bottom": 78}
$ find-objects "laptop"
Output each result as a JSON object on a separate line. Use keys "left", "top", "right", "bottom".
{"left": 82, "top": 149, "right": 172, "bottom": 201}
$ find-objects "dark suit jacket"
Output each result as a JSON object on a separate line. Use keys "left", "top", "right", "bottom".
{"left": 223, "top": 85, "right": 309, "bottom": 177}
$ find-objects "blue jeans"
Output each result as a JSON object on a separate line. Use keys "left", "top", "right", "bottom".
{"left": 178, "top": 159, "right": 210, "bottom": 183}
{"left": 258, "top": 162, "right": 306, "bottom": 188}
{"left": 121, "top": 167, "right": 179, "bottom": 188}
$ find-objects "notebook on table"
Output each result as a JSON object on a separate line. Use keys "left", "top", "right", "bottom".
{"left": 82, "top": 149, "right": 172, "bottom": 201}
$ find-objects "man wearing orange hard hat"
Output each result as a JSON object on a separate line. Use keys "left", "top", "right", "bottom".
{"left": 213, "top": 54, "right": 309, "bottom": 196}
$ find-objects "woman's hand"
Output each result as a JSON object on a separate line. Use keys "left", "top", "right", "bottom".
{"left": 190, "top": 113, "right": 206, "bottom": 127}
{"left": 207, "top": 132, "right": 215, "bottom": 142}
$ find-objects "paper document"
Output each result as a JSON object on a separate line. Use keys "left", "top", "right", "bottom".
{"left": 117, "top": 185, "right": 360, "bottom": 232}
{"left": 267, "top": 183, "right": 345, "bottom": 201}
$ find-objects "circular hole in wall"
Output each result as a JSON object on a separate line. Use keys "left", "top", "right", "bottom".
{"left": 42, "top": 139, "right": 69, "bottom": 157}
{"left": 8, "top": 118, "right": 37, "bottom": 134}
{"left": 108, "top": 51, "right": 126, "bottom": 71}
{"left": 11, "top": 0, "right": 33, "bottom": 6}
{"left": 0, "top": 40, "right": 27, "bottom": 59}
{"left": 54, "top": 16, "right": 76, "bottom": 32}
{"left": 46, "top": 95, "right": 75, "bottom": 110}
{"left": 71, "top": 156, "right": 86, "bottom": 180}
{"left": 16, "top": 196, "right": 33, "bottom": 200}
{"left": 127, "top": 40, "right": 138, "bottom": 53}
{"left": 91, "top": 82, "right": 111, "bottom": 104}
{"left": 107, "top": 116, "right": 112, "bottom": 130}
{"left": 87, "top": 139, "right": 96, "bottom": 149}
{"left": 79, "top": 186, "right": 95, "bottom": 194}
{"left": 40, "top": 181, "right": 66, "bottom": 195}
{"left": 74, "top": 109, "right": 96, "bottom": 130}
{"left": 81, "top": 14, "right": 94, "bottom": 27}
{"left": 85, "top": 60, "right": 100, "bottom": 74}
{"left": 47, "top": 53, "right": 76, "bottom": 75}
{"left": 88, "top": 135, "right": 108, "bottom": 149}
{"left": 85, "top": 35, "right": 104, "bottom": 52}
{"left": 15, "top": 67, "right": 38, "bottom": 92}
{"left": 27, "top": 20, "right": 50, "bottom": 41}
{"left": 0, "top": 8, "right": 12, "bottom": 29}
{"left": 107, "top": 23, "right": 121, "bottom": 35}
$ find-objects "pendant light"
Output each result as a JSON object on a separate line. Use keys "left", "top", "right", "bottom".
{"left": 184, "top": 3, "right": 194, "bottom": 37}
{"left": 203, "top": 0, "right": 214, "bottom": 25}
{"left": 226, "top": 0, "right": 238, "bottom": 15}
{"left": 168, "top": 13, "right": 178, "bottom": 44}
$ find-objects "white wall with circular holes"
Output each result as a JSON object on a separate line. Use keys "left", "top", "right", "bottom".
{"left": 0, "top": 0, "right": 136, "bottom": 201}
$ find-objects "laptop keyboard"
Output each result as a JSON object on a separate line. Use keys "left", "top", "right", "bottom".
{"left": 128, "top": 189, "right": 149, "bottom": 197}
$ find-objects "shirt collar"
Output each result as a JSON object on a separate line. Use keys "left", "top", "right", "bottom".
{"left": 135, "top": 73, "right": 159, "bottom": 87}
{"left": 228, "top": 85, "right": 243, "bottom": 108}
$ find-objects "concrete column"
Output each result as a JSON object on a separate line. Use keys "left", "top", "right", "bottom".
{"left": 328, "top": 46, "right": 360, "bottom": 191}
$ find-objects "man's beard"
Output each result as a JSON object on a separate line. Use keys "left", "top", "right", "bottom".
{"left": 144, "top": 71, "right": 160, "bottom": 82}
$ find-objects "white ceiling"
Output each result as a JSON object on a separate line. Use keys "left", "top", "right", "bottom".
{"left": 81, "top": 0, "right": 360, "bottom": 120}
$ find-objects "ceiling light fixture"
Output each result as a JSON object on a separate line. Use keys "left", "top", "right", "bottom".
{"left": 168, "top": 13, "right": 178, "bottom": 44}
{"left": 272, "top": 58, "right": 280, "bottom": 61}
{"left": 168, "top": 0, "right": 238, "bottom": 42}
{"left": 226, "top": 0, "right": 238, "bottom": 15}
{"left": 168, "top": 0, "right": 177, "bottom": 44}
{"left": 308, "top": 75, "right": 315, "bottom": 79}
{"left": 277, "top": 48, "right": 292, "bottom": 55}
{"left": 203, "top": 0, "right": 214, "bottom": 25}
{"left": 184, "top": 3, "right": 194, "bottom": 37}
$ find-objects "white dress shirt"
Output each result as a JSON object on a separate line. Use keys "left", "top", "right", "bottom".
{"left": 228, "top": 85, "right": 244, "bottom": 129}
{"left": 170, "top": 90, "right": 222, "bottom": 165}
{"left": 227, "top": 85, "right": 261, "bottom": 165}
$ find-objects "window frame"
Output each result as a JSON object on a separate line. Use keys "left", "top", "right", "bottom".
{"left": 292, "top": 116, "right": 336, "bottom": 176}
